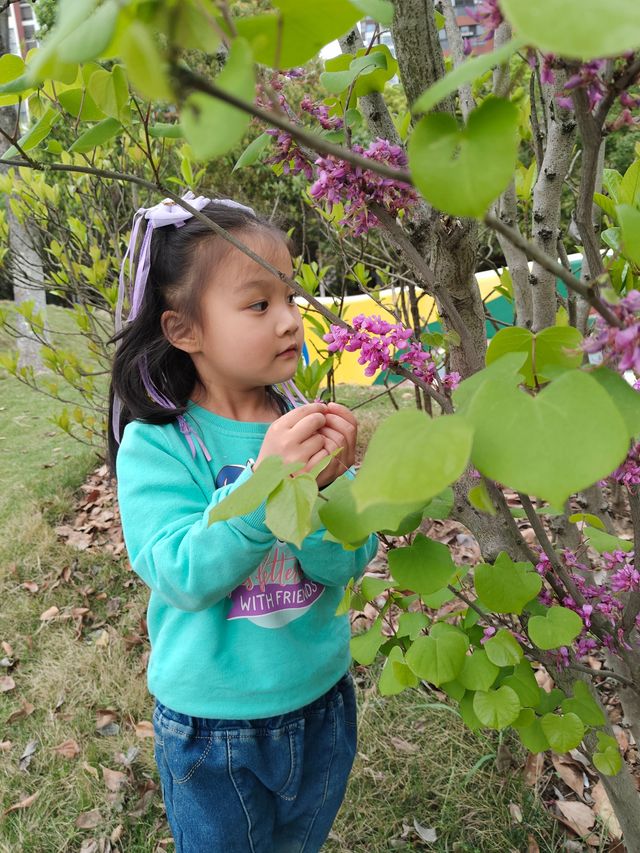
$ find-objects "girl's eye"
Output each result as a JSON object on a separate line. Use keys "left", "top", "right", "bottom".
{"left": 249, "top": 300, "right": 269, "bottom": 312}
{"left": 287, "top": 293, "right": 296, "bottom": 305}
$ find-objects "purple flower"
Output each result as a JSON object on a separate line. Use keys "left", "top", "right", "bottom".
{"left": 583, "top": 290, "right": 640, "bottom": 377}
{"left": 480, "top": 626, "right": 497, "bottom": 644}
{"left": 611, "top": 565, "right": 640, "bottom": 593}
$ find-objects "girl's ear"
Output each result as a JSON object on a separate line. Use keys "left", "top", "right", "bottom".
{"left": 161, "top": 310, "right": 200, "bottom": 353}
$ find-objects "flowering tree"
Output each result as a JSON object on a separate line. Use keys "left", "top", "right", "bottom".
{"left": 2, "top": 0, "right": 640, "bottom": 844}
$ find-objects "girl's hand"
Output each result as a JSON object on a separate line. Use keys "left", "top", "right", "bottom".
{"left": 254, "top": 403, "right": 326, "bottom": 470}
{"left": 309, "top": 403, "right": 358, "bottom": 488}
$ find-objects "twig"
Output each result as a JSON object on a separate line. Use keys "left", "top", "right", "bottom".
{"left": 568, "top": 662, "right": 634, "bottom": 688}
{"left": 622, "top": 485, "right": 640, "bottom": 637}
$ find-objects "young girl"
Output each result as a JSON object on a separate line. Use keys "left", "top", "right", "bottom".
{"left": 110, "top": 193, "right": 378, "bottom": 853}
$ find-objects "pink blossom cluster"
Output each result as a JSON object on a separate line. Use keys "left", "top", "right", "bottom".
{"left": 323, "top": 314, "right": 460, "bottom": 388}
{"left": 535, "top": 544, "right": 638, "bottom": 667}
{"left": 310, "top": 138, "right": 418, "bottom": 236}
{"left": 583, "top": 290, "right": 640, "bottom": 374}
{"left": 467, "top": 0, "right": 504, "bottom": 42}
{"left": 264, "top": 130, "right": 314, "bottom": 179}
{"left": 300, "top": 95, "right": 344, "bottom": 131}
{"left": 611, "top": 442, "right": 640, "bottom": 488}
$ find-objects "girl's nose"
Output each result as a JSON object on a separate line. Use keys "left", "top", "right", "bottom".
{"left": 276, "top": 303, "right": 301, "bottom": 336}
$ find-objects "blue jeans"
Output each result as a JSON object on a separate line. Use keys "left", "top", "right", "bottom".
{"left": 152, "top": 673, "right": 357, "bottom": 852}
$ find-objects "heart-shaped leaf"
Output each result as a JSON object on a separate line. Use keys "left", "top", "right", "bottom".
{"left": 378, "top": 646, "right": 419, "bottom": 695}
{"left": 483, "top": 629, "right": 523, "bottom": 667}
{"left": 408, "top": 97, "right": 519, "bottom": 218}
{"left": 514, "top": 715, "right": 549, "bottom": 753}
{"left": 502, "top": 660, "right": 540, "bottom": 708}
{"left": 389, "top": 534, "right": 459, "bottom": 595}
{"left": 406, "top": 623, "right": 468, "bottom": 686}
{"left": 458, "top": 650, "right": 499, "bottom": 692}
{"left": 500, "top": 0, "right": 640, "bottom": 59}
{"left": 486, "top": 326, "right": 583, "bottom": 387}
{"left": 351, "top": 410, "right": 472, "bottom": 512}
{"left": 351, "top": 619, "right": 384, "bottom": 665}
{"left": 593, "top": 732, "right": 623, "bottom": 776}
{"left": 528, "top": 607, "right": 583, "bottom": 650}
{"left": 561, "top": 681, "right": 606, "bottom": 727}
{"left": 465, "top": 370, "right": 629, "bottom": 507}
{"left": 540, "top": 712, "right": 585, "bottom": 752}
{"left": 474, "top": 552, "right": 541, "bottom": 614}
{"left": 266, "top": 473, "right": 317, "bottom": 548}
{"left": 473, "top": 686, "right": 521, "bottom": 729}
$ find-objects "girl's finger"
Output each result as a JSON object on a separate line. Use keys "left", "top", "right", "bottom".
{"left": 288, "top": 412, "right": 327, "bottom": 443}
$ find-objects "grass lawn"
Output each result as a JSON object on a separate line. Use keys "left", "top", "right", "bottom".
{"left": 0, "top": 312, "right": 564, "bottom": 851}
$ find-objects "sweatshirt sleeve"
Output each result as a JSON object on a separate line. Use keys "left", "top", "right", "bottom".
{"left": 116, "top": 422, "right": 275, "bottom": 612}
{"left": 288, "top": 467, "right": 379, "bottom": 587}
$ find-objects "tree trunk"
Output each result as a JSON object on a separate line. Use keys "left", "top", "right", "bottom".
{"left": 0, "top": 9, "right": 47, "bottom": 372}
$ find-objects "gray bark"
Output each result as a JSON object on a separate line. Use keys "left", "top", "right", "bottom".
{"left": 492, "top": 23, "right": 533, "bottom": 329}
{"left": 0, "top": 9, "right": 47, "bottom": 371}
{"left": 438, "top": 0, "right": 473, "bottom": 120}
{"left": 530, "top": 70, "right": 577, "bottom": 331}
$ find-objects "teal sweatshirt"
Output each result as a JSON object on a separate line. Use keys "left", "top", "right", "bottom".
{"left": 116, "top": 402, "right": 378, "bottom": 719}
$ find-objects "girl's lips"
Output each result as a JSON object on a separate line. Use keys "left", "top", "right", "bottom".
{"left": 277, "top": 346, "right": 298, "bottom": 357}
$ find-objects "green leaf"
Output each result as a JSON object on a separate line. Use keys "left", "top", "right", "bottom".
{"left": 0, "top": 54, "right": 34, "bottom": 107}
{"left": 397, "top": 611, "right": 430, "bottom": 640}
{"left": 388, "top": 533, "right": 459, "bottom": 595}
{"left": 318, "top": 475, "right": 423, "bottom": 548}
{"left": 321, "top": 50, "right": 387, "bottom": 95}
{"left": 69, "top": 117, "right": 122, "bottom": 153}
{"left": 115, "top": 20, "right": 172, "bottom": 101}
{"left": 561, "top": 681, "right": 605, "bottom": 727}
{"left": 453, "top": 351, "right": 527, "bottom": 415}
{"left": 500, "top": 0, "right": 640, "bottom": 59}
{"left": 360, "top": 576, "right": 393, "bottom": 601}
{"left": 322, "top": 45, "right": 397, "bottom": 99}
{"left": 468, "top": 481, "right": 496, "bottom": 516}
{"left": 236, "top": 0, "right": 362, "bottom": 69}
{"left": 503, "top": 660, "right": 540, "bottom": 708}
{"left": 528, "top": 606, "right": 583, "bottom": 650}
{"left": 173, "top": 3, "right": 221, "bottom": 53}
{"left": 351, "top": 0, "right": 394, "bottom": 25}
{"left": 405, "top": 623, "right": 468, "bottom": 686}
{"left": 351, "top": 619, "right": 384, "bottom": 665}
{"left": 617, "top": 204, "right": 640, "bottom": 267}
{"left": 484, "top": 629, "right": 523, "bottom": 667}
{"left": 88, "top": 65, "right": 129, "bottom": 122}
{"left": 514, "top": 715, "right": 549, "bottom": 753}
{"left": 474, "top": 552, "right": 542, "bottom": 615}
{"left": 57, "top": 0, "right": 119, "bottom": 63}
{"left": 233, "top": 132, "right": 272, "bottom": 171}
{"left": 378, "top": 646, "right": 419, "bottom": 695}
{"left": 540, "top": 712, "right": 585, "bottom": 752}
{"left": 266, "top": 473, "right": 317, "bottom": 548}
{"left": 0, "top": 107, "right": 61, "bottom": 160}
{"left": 182, "top": 38, "right": 254, "bottom": 160}
{"left": 422, "top": 488, "right": 454, "bottom": 519}
{"left": 590, "top": 366, "right": 640, "bottom": 440}
{"left": 535, "top": 687, "right": 564, "bottom": 715}
{"left": 459, "top": 691, "right": 483, "bottom": 730}
{"left": 208, "top": 456, "right": 300, "bottom": 524}
{"left": 148, "top": 123, "right": 184, "bottom": 139}
{"left": 458, "top": 650, "right": 499, "bottom": 692}
{"left": 593, "top": 732, "right": 623, "bottom": 776}
{"left": 473, "top": 686, "right": 521, "bottom": 730}
{"left": 486, "top": 325, "right": 583, "bottom": 386}
{"left": 352, "top": 410, "right": 472, "bottom": 511}
{"left": 583, "top": 526, "right": 633, "bottom": 554}
{"left": 465, "top": 370, "right": 629, "bottom": 507}
{"left": 568, "top": 512, "right": 605, "bottom": 530}
{"left": 413, "top": 37, "right": 526, "bottom": 113}
{"left": 58, "top": 86, "right": 105, "bottom": 121}
{"left": 408, "top": 97, "right": 519, "bottom": 218}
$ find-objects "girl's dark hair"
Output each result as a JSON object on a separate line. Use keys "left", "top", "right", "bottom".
{"left": 108, "top": 201, "right": 291, "bottom": 471}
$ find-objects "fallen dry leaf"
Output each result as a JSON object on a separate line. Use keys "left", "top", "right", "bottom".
{"left": 412, "top": 818, "right": 437, "bottom": 843}
{"left": 19, "top": 739, "right": 38, "bottom": 772}
{"left": 75, "top": 809, "right": 103, "bottom": 830}
{"left": 556, "top": 799, "right": 595, "bottom": 837}
{"left": 101, "top": 766, "right": 128, "bottom": 792}
{"left": 527, "top": 834, "right": 540, "bottom": 853}
{"left": 134, "top": 720, "right": 154, "bottom": 739}
{"left": 1, "top": 641, "right": 13, "bottom": 656}
{"left": 592, "top": 781, "right": 623, "bottom": 840}
{"left": 523, "top": 752, "right": 545, "bottom": 787}
{"left": 52, "top": 739, "right": 81, "bottom": 759}
{"left": 389, "top": 736, "right": 419, "bottom": 754}
{"left": 509, "top": 803, "right": 523, "bottom": 824}
{"left": 81, "top": 761, "right": 99, "bottom": 779}
{"left": 3, "top": 791, "right": 39, "bottom": 815}
{"left": 551, "top": 754, "right": 585, "bottom": 798}
{"left": 0, "top": 740, "right": 12, "bottom": 751}
{"left": 20, "top": 581, "right": 39, "bottom": 593}
{"left": 0, "top": 675, "right": 15, "bottom": 693}
{"left": 39, "top": 605, "right": 60, "bottom": 622}
{"left": 128, "top": 789, "right": 155, "bottom": 818}
{"left": 6, "top": 700, "right": 35, "bottom": 726}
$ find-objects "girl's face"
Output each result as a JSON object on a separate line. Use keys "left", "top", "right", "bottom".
{"left": 187, "top": 230, "right": 304, "bottom": 395}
